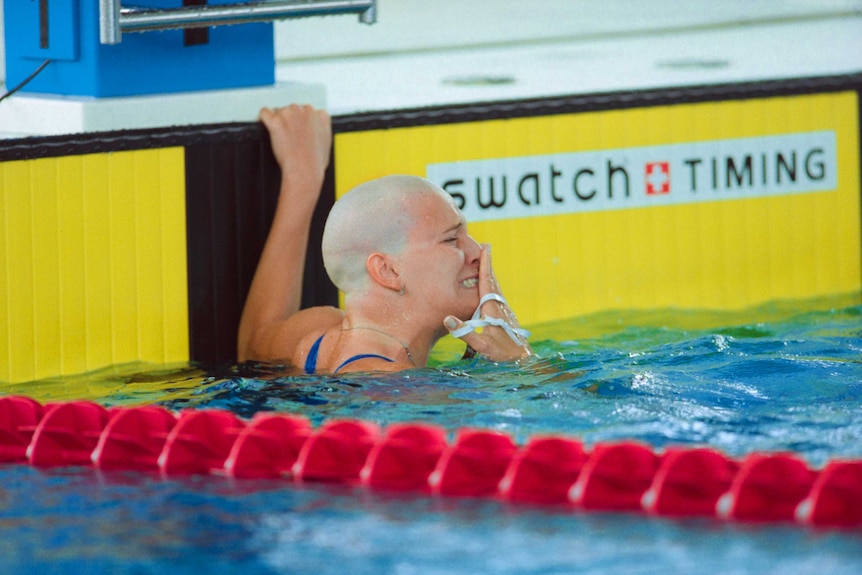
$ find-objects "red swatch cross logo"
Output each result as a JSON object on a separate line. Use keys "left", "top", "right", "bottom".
{"left": 645, "top": 162, "right": 671, "bottom": 195}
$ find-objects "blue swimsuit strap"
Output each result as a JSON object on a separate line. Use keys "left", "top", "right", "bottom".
{"left": 304, "top": 334, "right": 395, "bottom": 375}
{"left": 334, "top": 354, "right": 395, "bottom": 373}
{"left": 304, "top": 335, "right": 324, "bottom": 375}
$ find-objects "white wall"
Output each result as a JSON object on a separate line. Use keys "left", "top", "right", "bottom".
{"left": 274, "top": 0, "right": 862, "bottom": 61}
{"left": 2, "top": 0, "right": 861, "bottom": 87}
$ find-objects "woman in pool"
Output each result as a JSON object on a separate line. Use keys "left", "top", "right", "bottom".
{"left": 237, "top": 105, "right": 531, "bottom": 373}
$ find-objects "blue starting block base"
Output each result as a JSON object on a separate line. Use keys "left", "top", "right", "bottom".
{"left": 4, "top": 0, "right": 274, "bottom": 97}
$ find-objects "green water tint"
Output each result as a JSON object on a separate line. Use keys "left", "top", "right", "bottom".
{"left": 526, "top": 292, "right": 861, "bottom": 352}
{"left": 0, "top": 294, "right": 862, "bottom": 406}
{"left": 0, "top": 361, "right": 210, "bottom": 405}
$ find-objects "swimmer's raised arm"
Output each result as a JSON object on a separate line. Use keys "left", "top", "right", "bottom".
{"left": 238, "top": 110, "right": 527, "bottom": 372}
{"left": 444, "top": 245, "right": 532, "bottom": 362}
{"left": 237, "top": 105, "right": 340, "bottom": 362}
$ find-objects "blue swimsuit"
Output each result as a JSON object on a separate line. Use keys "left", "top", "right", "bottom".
{"left": 303, "top": 334, "right": 395, "bottom": 374}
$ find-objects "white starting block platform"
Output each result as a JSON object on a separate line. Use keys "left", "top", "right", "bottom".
{"left": 0, "top": 82, "right": 325, "bottom": 138}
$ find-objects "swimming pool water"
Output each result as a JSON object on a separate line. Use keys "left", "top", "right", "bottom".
{"left": 3, "top": 463, "right": 861, "bottom": 575}
{"left": 1, "top": 294, "right": 861, "bottom": 574}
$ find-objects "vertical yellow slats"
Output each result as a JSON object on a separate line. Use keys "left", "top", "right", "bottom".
{"left": 0, "top": 164, "right": 9, "bottom": 381}
{"left": 832, "top": 95, "right": 862, "bottom": 294}
{"left": 106, "top": 151, "right": 136, "bottom": 365}
{"left": 58, "top": 156, "right": 88, "bottom": 374}
{"left": 89, "top": 153, "right": 119, "bottom": 370}
{"left": 160, "top": 153, "right": 189, "bottom": 363}
{"left": 0, "top": 148, "right": 188, "bottom": 383}
{"left": 1, "top": 162, "right": 36, "bottom": 381}
{"left": 34, "top": 158, "right": 63, "bottom": 377}
{"left": 135, "top": 150, "right": 165, "bottom": 361}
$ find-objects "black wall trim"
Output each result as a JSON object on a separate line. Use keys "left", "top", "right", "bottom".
{"left": 0, "top": 122, "right": 265, "bottom": 162}
{"left": 332, "top": 73, "right": 862, "bottom": 133}
{"left": 184, "top": 139, "right": 337, "bottom": 365}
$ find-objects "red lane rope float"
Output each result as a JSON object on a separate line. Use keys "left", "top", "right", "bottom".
{"left": 294, "top": 419, "right": 380, "bottom": 483}
{"left": 0, "top": 395, "right": 43, "bottom": 463}
{"left": 92, "top": 406, "right": 177, "bottom": 471}
{"left": 642, "top": 447, "right": 739, "bottom": 517}
{"left": 225, "top": 413, "right": 311, "bottom": 479}
{"left": 428, "top": 429, "right": 517, "bottom": 497}
{"left": 28, "top": 401, "right": 111, "bottom": 467}
{"left": 569, "top": 441, "right": 659, "bottom": 511}
{"left": 360, "top": 423, "right": 448, "bottom": 492}
{"left": 796, "top": 461, "right": 862, "bottom": 527}
{"left": 499, "top": 436, "right": 587, "bottom": 504}
{"left": 159, "top": 409, "right": 246, "bottom": 476}
{"left": 1, "top": 395, "right": 861, "bottom": 529}
{"left": 716, "top": 453, "right": 818, "bottom": 522}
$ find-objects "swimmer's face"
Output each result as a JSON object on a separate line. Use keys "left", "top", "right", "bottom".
{"left": 398, "top": 190, "right": 481, "bottom": 322}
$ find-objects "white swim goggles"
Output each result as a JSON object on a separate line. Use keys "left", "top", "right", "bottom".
{"left": 450, "top": 293, "right": 531, "bottom": 345}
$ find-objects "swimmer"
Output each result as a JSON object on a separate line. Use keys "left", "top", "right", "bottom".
{"left": 237, "top": 104, "right": 531, "bottom": 374}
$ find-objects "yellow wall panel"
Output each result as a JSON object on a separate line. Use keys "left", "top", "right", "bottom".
{"left": 159, "top": 157, "right": 191, "bottom": 361}
{"left": 335, "top": 92, "right": 861, "bottom": 325}
{"left": 136, "top": 152, "right": 170, "bottom": 361}
{"left": 31, "top": 158, "right": 62, "bottom": 377}
{"left": 107, "top": 152, "right": 138, "bottom": 365}
{"left": 2, "top": 161, "right": 36, "bottom": 378}
{"left": 56, "top": 156, "right": 87, "bottom": 373}
{"left": 0, "top": 149, "right": 189, "bottom": 383}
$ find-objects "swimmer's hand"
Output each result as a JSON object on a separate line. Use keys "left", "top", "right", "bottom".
{"left": 444, "top": 244, "right": 532, "bottom": 362}
{"left": 259, "top": 104, "right": 332, "bottom": 208}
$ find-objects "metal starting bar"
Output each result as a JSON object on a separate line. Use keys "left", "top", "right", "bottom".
{"left": 100, "top": 0, "right": 376, "bottom": 44}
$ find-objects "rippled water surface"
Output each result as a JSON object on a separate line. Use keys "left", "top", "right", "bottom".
{"left": 2, "top": 294, "right": 861, "bottom": 574}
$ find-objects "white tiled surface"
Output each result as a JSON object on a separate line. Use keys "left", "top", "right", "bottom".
{"left": 277, "top": 15, "right": 862, "bottom": 115}
{"left": 274, "top": 0, "right": 862, "bottom": 60}
{"left": 1, "top": 0, "right": 860, "bottom": 135}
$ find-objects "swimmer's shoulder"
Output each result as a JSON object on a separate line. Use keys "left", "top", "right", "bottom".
{"left": 292, "top": 305, "right": 345, "bottom": 329}
{"left": 290, "top": 306, "right": 345, "bottom": 349}
{"left": 241, "top": 305, "right": 344, "bottom": 364}
{"left": 292, "top": 309, "right": 415, "bottom": 374}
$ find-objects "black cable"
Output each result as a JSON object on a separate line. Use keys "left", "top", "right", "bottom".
{"left": 0, "top": 59, "right": 52, "bottom": 104}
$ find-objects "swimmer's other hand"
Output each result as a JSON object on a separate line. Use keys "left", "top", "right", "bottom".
{"left": 444, "top": 243, "right": 532, "bottom": 362}
{"left": 444, "top": 314, "right": 531, "bottom": 362}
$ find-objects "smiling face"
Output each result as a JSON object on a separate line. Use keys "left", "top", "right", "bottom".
{"left": 396, "top": 188, "right": 482, "bottom": 323}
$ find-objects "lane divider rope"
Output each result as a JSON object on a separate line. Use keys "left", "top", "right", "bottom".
{"left": 1, "top": 396, "right": 860, "bottom": 528}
